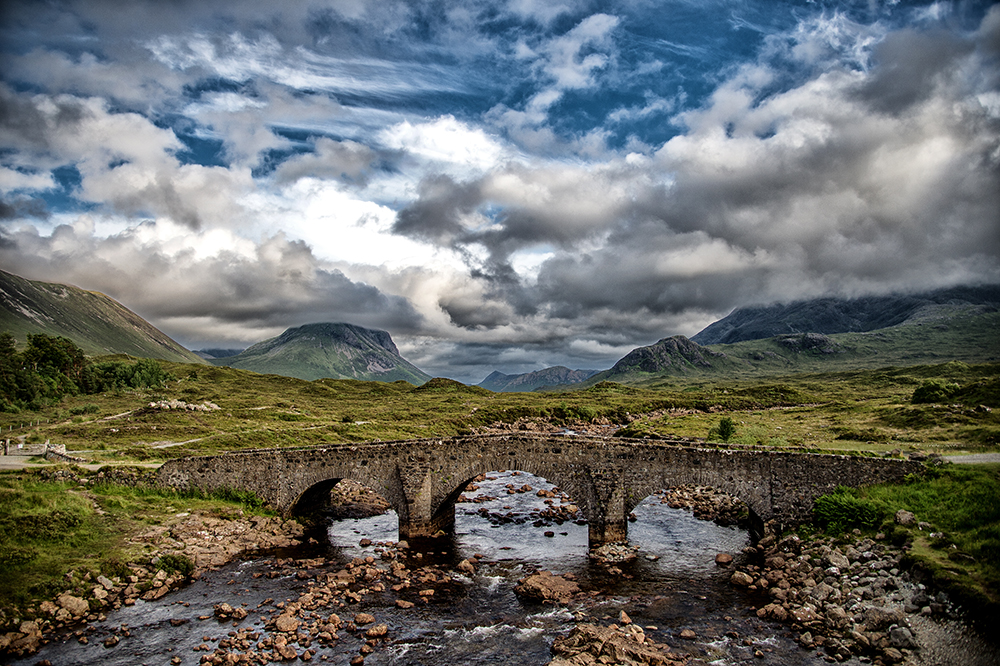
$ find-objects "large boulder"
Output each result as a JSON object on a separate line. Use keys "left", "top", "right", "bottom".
{"left": 514, "top": 571, "right": 580, "bottom": 604}
{"left": 56, "top": 593, "right": 90, "bottom": 618}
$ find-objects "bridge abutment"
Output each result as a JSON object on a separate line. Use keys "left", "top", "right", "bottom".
{"left": 399, "top": 502, "right": 456, "bottom": 540}
{"left": 588, "top": 520, "right": 628, "bottom": 546}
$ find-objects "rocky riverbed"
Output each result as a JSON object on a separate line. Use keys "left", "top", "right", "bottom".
{"left": 1, "top": 476, "right": 995, "bottom": 666}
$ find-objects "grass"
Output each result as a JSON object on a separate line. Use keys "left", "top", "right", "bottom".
{"left": 0, "top": 358, "right": 996, "bottom": 624}
{"left": 0, "top": 468, "right": 272, "bottom": 617}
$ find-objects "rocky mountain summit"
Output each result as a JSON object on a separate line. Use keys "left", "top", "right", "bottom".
{"left": 211, "top": 322, "right": 431, "bottom": 384}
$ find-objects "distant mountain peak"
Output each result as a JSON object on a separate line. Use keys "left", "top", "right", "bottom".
{"left": 477, "top": 366, "right": 598, "bottom": 392}
{"left": 604, "top": 335, "right": 727, "bottom": 376}
{"left": 212, "top": 322, "right": 430, "bottom": 384}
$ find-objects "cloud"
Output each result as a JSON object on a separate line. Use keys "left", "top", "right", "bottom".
{"left": 379, "top": 116, "right": 507, "bottom": 176}
{"left": 538, "top": 13, "right": 620, "bottom": 90}
{"left": 272, "top": 138, "right": 376, "bottom": 185}
{"left": 1, "top": 0, "right": 998, "bottom": 384}
{"left": 0, "top": 197, "right": 49, "bottom": 220}
{"left": 392, "top": 7, "right": 1000, "bottom": 343}
{"left": 3, "top": 47, "right": 189, "bottom": 108}
{"left": 0, "top": 218, "right": 423, "bottom": 347}
{"left": 0, "top": 167, "right": 55, "bottom": 194}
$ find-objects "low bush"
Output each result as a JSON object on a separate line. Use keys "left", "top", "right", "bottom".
{"left": 813, "top": 486, "right": 885, "bottom": 533}
{"left": 156, "top": 553, "right": 194, "bottom": 577}
{"left": 911, "top": 379, "right": 960, "bottom": 404}
{"left": 707, "top": 416, "right": 736, "bottom": 443}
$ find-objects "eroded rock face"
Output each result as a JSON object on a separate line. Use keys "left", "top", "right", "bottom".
{"left": 514, "top": 571, "right": 581, "bottom": 604}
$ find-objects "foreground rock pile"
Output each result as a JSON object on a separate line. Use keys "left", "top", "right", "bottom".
{"left": 188, "top": 545, "right": 469, "bottom": 665}
{"left": 726, "top": 531, "right": 948, "bottom": 664}
{"left": 550, "top": 622, "right": 689, "bottom": 666}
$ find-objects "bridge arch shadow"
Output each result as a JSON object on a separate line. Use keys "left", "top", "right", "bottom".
{"left": 623, "top": 478, "right": 767, "bottom": 541}
{"left": 291, "top": 478, "right": 395, "bottom": 522}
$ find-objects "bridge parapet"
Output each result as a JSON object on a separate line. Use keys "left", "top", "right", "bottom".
{"left": 156, "top": 434, "right": 924, "bottom": 547}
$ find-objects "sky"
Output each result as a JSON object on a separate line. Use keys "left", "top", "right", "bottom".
{"left": 1, "top": 0, "right": 998, "bottom": 383}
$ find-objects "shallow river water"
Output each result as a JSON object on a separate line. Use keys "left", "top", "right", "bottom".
{"left": 10, "top": 471, "right": 998, "bottom": 666}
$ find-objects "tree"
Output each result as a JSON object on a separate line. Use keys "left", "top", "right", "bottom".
{"left": 708, "top": 416, "right": 737, "bottom": 443}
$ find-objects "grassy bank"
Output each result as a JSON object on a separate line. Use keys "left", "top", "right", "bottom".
{"left": 0, "top": 359, "right": 997, "bottom": 627}
{"left": 0, "top": 467, "right": 270, "bottom": 621}
{"left": 809, "top": 463, "right": 1000, "bottom": 624}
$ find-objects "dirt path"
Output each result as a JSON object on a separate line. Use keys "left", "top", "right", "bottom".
{"left": 944, "top": 453, "right": 1000, "bottom": 464}
{"left": 0, "top": 455, "right": 161, "bottom": 470}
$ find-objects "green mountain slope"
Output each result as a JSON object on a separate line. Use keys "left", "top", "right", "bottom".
{"left": 692, "top": 284, "right": 1000, "bottom": 344}
{"left": 586, "top": 305, "right": 1000, "bottom": 386}
{"left": 212, "top": 322, "right": 431, "bottom": 384}
{"left": 0, "top": 269, "right": 205, "bottom": 363}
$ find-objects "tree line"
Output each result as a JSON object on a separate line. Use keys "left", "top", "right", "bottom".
{"left": 0, "top": 332, "right": 172, "bottom": 412}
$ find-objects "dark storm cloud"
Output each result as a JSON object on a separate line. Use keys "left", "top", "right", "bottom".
{"left": 393, "top": 174, "right": 483, "bottom": 243}
{"left": 0, "top": 197, "right": 49, "bottom": 220}
{"left": 857, "top": 28, "right": 972, "bottom": 114}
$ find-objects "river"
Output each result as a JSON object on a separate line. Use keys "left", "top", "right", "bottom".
{"left": 9, "top": 470, "right": 997, "bottom": 665}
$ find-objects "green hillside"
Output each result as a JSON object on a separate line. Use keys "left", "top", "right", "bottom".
{"left": 212, "top": 322, "right": 431, "bottom": 384}
{"left": 0, "top": 269, "right": 204, "bottom": 364}
{"left": 587, "top": 305, "right": 999, "bottom": 386}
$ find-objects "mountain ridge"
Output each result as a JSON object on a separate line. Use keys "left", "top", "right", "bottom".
{"left": 0, "top": 269, "right": 204, "bottom": 364}
{"left": 478, "top": 367, "right": 598, "bottom": 392}
{"left": 692, "top": 284, "right": 1000, "bottom": 345}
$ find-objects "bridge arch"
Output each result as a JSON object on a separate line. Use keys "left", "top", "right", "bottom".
{"left": 285, "top": 461, "right": 410, "bottom": 528}
{"left": 619, "top": 468, "right": 769, "bottom": 539}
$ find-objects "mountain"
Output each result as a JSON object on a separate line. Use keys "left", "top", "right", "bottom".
{"left": 584, "top": 304, "right": 999, "bottom": 385}
{"left": 0, "top": 269, "right": 205, "bottom": 363}
{"left": 478, "top": 366, "right": 599, "bottom": 392}
{"left": 194, "top": 348, "right": 244, "bottom": 360}
{"left": 692, "top": 284, "right": 1000, "bottom": 345}
{"left": 211, "top": 322, "right": 432, "bottom": 384}
{"left": 587, "top": 335, "right": 746, "bottom": 383}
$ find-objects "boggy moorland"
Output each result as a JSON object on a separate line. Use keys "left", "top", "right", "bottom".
{"left": 1, "top": 357, "right": 998, "bottom": 664}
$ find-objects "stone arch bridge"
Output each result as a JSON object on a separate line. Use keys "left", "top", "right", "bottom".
{"left": 156, "top": 434, "right": 922, "bottom": 547}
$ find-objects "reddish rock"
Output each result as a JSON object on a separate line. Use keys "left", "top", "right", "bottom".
{"left": 514, "top": 571, "right": 581, "bottom": 604}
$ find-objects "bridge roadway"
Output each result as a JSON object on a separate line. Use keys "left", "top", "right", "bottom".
{"left": 156, "top": 434, "right": 923, "bottom": 547}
